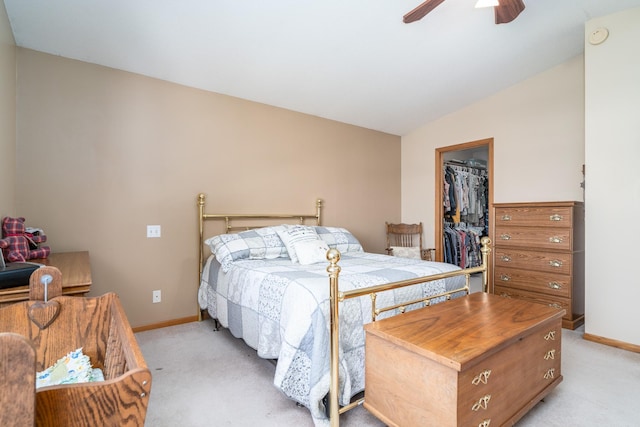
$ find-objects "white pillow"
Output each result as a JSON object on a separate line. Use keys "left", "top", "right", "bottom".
{"left": 295, "top": 239, "right": 330, "bottom": 265}
{"left": 276, "top": 225, "right": 321, "bottom": 263}
{"left": 390, "top": 246, "right": 421, "bottom": 260}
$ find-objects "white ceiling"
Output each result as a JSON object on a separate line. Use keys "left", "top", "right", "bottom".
{"left": 4, "top": 0, "right": 640, "bottom": 136}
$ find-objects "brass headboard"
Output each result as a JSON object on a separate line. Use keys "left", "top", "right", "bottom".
{"left": 196, "top": 193, "right": 323, "bottom": 317}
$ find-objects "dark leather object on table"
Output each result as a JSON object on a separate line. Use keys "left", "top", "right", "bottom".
{"left": 0, "top": 262, "right": 41, "bottom": 289}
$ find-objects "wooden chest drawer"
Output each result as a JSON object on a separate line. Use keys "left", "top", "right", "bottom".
{"left": 494, "top": 267, "right": 571, "bottom": 298}
{"left": 494, "top": 248, "right": 572, "bottom": 275}
{"left": 495, "top": 206, "right": 573, "bottom": 228}
{"left": 495, "top": 225, "right": 573, "bottom": 251}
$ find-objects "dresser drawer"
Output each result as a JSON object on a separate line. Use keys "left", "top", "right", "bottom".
{"left": 495, "top": 206, "right": 573, "bottom": 228}
{"left": 458, "top": 319, "right": 562, "bottom": 426}
{"left": 494, "top": 248, "right": 572, "bottom": 275}
{"left": 495, "top": 285, "right": 570, "bottom": 314}
{"left": 494, "top": 267, "right": 571, "bottom": 298}
{"left": 495, "top": 226, "right": 573, "bottom": 251}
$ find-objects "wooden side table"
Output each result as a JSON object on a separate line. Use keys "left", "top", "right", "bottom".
{"left": 0, "top": 251, "right": 91, "bottom": 306}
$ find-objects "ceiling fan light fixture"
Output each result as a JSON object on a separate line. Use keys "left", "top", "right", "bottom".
{"left": 404, "top": 0, "right": 523, "bottom": 24}
{"left": 475, "top": 0, "right": 499, "bottom": 8}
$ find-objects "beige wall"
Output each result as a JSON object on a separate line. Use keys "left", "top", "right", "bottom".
{"left": 0, "top": 3, "right": 15, "bottom": 217}
{"left": 15, "top": 49, "right": 401, "bottom": 327}
{"left": 585, "top": 8, "right": 640, "bottom": 346}
{"left": 401, "top": 55, "right": 585, "bottom": 247}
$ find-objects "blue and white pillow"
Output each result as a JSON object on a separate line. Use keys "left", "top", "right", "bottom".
{"left": 314, "top": 226, "right": 364, "bottom": 253}
{"left": 205, "top": 226, "right": 288, "bottom": 272}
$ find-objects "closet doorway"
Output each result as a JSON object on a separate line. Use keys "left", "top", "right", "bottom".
{"left": 435, "top": 138, "right": 494, "bottom": 267}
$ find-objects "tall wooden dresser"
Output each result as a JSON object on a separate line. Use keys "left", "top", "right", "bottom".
{"left": 493, "top": 201, "right": 585, "bottom": 329}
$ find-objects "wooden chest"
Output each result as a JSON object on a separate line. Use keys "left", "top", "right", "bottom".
{"left": 363, "top": 292, "right": 564, "bottom": 427}
{"left": 492, "top": 201, "right": 585, "bottom": 329}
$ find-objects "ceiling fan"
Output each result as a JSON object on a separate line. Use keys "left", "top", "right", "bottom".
{"left": 403, "top": 0, "right": 525, "bottom": 24}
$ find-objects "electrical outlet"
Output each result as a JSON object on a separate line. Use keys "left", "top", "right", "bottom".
{"left": 147, "top": 225, "right": 161, "bottom": 238}
{"left": 152, "top": 290, "right": 161, "bottom": 303}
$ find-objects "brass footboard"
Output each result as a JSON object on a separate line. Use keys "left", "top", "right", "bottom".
{"left": 326, "top": 237, "right": 492, "bottom": 427}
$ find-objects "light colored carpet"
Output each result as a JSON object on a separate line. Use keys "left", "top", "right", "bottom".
{"left": 136, "top": 314, "right": 640, "bottom": 426}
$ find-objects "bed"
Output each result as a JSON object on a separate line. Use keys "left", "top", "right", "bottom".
{"left": 0, "top": 266, "right": 151, "bottom": 426}
{"left": 196, "top": 193, "right": 490, "bottom": 427}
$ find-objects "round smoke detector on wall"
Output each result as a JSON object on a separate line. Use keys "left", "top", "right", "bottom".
{"left": 589, "top": 27, "right": 609, "bottom": 45}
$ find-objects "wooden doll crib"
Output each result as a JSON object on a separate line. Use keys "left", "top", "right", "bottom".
{"left": 0, "top": 266, "right": 151, "bottom": 427}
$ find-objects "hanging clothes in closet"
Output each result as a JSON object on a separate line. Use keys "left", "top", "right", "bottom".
{"left": 443, "top": 161, "right": 488, "bottom": 268}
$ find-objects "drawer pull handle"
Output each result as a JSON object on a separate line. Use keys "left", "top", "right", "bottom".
{"left": 548, "top": 282, "right": 562, "bottom": 290}
{"left": 479, "top": 420, "right": 491, "bottom": 427}
{"left": 501, "top": 255, "right": 511, "bottom": 262}
{"left": 550, "top": 214, "right": 563, "bottom": 221}
{"left": 472, "top": 395, "right": 491, "bottom": 411}
{"left": 549, "top": 303, "right": 562, "bottom": 309}
{"left": 500, "top": 274, "right": 511, "bottom": 282}
{"left": 499, "top": 292, "right": 512, "bottom": 298}
{"left": 544, "top": 331, "right": 556, "bottom": 341}
{"left": 501, "top": 214, "right": 511, "bottom": 221}
{"left": 549, "top": 260, "right": 563, "bottom": 268}
{"left": 500, "top": 234, "right": 511, "bottom": 240}
{"left": 549, "top": 236, "right": 563, "bottom": 243}
{"left": 544, "top": 349, "right": 556, "bottom": 360}
{"left": 472, "top": 369, "right": 492, "bottom": 385}
{"left": 544, "top": 369, "right": 555, "bottom": 380}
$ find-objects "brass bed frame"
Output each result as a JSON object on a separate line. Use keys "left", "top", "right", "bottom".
{"left": 196, "top": 193, "right": 491, "bottom": 427}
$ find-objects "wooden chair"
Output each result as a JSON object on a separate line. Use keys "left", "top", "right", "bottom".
{"left": 385, "top": 222, "right": 434, "bottom": 261}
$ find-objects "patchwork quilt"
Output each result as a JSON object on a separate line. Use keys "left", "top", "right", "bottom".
{"left": 198, "top": 252, "right": 465, "bottom": 427}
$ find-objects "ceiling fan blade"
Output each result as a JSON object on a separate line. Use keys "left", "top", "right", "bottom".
{"left": 495, "top": 0, "right": 525, "bottom": 24}
{"left": 403, "top": 0, "right": 446, "bottom": 24}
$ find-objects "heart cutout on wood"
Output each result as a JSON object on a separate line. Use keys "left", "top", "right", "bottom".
{"left": 28, "top": 300, "right": 61, "bottom": 330}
